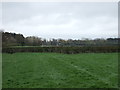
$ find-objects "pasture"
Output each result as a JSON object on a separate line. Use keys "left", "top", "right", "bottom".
{"left": 2, "top": 53, "right": 118, "bottom": 88}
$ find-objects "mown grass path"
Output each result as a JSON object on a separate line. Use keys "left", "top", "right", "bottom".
{"left": 2, "top": 53, "right": 118, "bottom": 88}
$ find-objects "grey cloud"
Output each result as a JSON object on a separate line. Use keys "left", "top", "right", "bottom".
{"left": 2, "top": 2, "right": 117, "bottom": 22}
{"left": 1, "top": 2, "right": 118, "bottom": 39}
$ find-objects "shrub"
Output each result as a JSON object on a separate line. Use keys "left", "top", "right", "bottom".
{"left": 2, "top": 46, "right": 119, "bottom": 54}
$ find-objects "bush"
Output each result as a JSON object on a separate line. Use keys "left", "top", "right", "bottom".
{"left": 2, "top": 46, "right": 119, "bottom": 54}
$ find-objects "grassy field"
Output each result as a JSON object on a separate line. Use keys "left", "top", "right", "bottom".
{"left": 2, "top": 53, "right": 118, "bottom": 88}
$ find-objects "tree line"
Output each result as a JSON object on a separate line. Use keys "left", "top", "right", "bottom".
{"left": 2, "top": 31, "right": 120, "bottom": 54}
{"left": 2, "top": 31, "right": 119, "bottom": 47}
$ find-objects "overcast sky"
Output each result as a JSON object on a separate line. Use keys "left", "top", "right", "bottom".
{"left": 1, "top": 2, "right": 118, "bottom": 39}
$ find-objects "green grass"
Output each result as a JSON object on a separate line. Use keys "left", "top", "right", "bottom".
{"left": 2, "top": 53, "right": 118, "bottom": 88}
